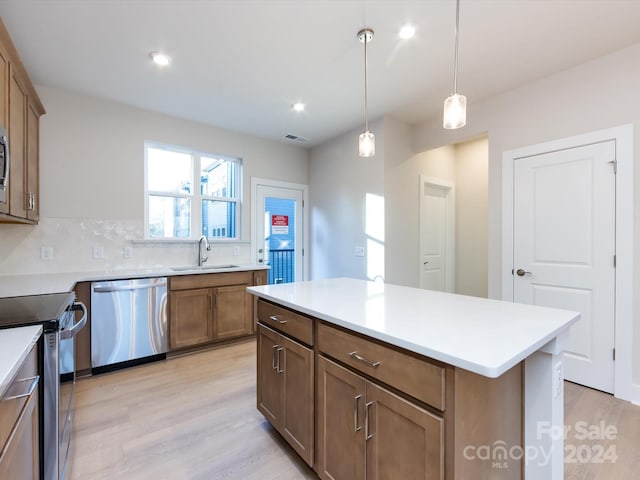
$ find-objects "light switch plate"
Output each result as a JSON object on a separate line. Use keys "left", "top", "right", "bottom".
{"left": 92, "top": 246, "right": 105, "bottom": 259}
{"left": 123, "top": 246, "right": 133, "bottom": 259}
{"left": 233, "top": 246, "right": 240, "bottom": 256}
{"left": 40, "top": 247, "right": 53, "bottom": 260}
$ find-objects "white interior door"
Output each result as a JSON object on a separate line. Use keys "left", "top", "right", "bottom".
{"left": 512, "top": 140, "right": 616, "bottom": 392}
{"left": 253, "top": 181, "right": 305, "bottom": 284}
{"left": 419, "top": 177, "right": 454, "bottom": 292}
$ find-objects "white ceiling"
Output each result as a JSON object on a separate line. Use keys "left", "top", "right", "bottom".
{"left": 1, "top": 0, "right": 639, "bottom": 147}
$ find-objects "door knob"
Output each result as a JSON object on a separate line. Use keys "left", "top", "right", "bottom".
{"left": 516, "top": 269, "right": 532, "bottom": 277}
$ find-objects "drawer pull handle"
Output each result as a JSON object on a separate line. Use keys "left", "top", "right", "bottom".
{"left": 349, "top": 351, "right": 381, "bottom": 368}
{"left": 270, "top": 315, "right": 287, "bottom": 324}
{"left": 354, "top": 394, "right": 363, "bottom": 432}
{"left": 5, "top": 376, "right": 39, "bottom": 400}
{"left": 365, "top": 401, "right": 375, "bottom": 440}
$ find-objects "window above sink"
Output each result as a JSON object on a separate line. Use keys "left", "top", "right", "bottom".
{"left": 144, "top": 142, "right": 242, "bottom": 242}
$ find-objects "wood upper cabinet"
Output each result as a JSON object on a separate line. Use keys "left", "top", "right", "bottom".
{"left": 317, "top": 356, "right": 443, "bottom": 480}
{"left": 25, "top": 101, "right": 39, "bottom": 221}
{"left": 0, "top": 44, "right": 8, "bottom": 216}
{"left": 257, "top": 323, "right": 314, "bottom": 467}
{"left": 0, "top": 18, "right": 45, "bottom": 224}
{"left": 8, "top": 67, "right": 26, "bottom": 219}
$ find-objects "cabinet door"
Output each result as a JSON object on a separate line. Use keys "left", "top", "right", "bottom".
{"left": 0, "top": 385, "right": 39, "bottom": 480}
{"left": 256, "top": 324, "right": 282, "bottom": 428}
{"left": 8, "top": 68, "right": 26, "bottom": 219}
{"left": 25, "top": 102, "right": 39, "bottom": 221}
{"left": 168, "top": 288, "right": 214, "bottom": 350}
{"left": 280, "top": 334, "right": 314, "bottom": 466}
{"left": 0, "top": 46, "right": 8, "bottom": 215}
{"left": 213, "top": 284, "right": 251, "bottom": 340}
{"left": 317, "top": 356, "right": 366, "bottom": 480}
{"left": 365, "top": 382, "right": 444, "bottom": 480}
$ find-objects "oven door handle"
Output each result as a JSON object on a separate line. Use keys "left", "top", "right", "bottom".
{"left": 61, "top": 301, "right": 88, "bottom": 340}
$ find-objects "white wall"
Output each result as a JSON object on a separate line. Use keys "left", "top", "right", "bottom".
{"left": 309, "top": 119, "right": 384, "bottom": 280}
{"left": 0, "top": 86, "right": 309, "bottom": 274}
{"left": 454, "top": 138, "right": 488, "bottom": 298}
{"left": 412, "top": 43, "right": 640, "bottom": 391}
{"left": 384, "top": 135, "right": 488, "bottom": 296}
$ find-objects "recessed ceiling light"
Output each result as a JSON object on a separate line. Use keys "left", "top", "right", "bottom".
{"left": 292, "top": 102, "right": 306, "bottom": 112}
{"left": 398, "top": 24, "right": 416, "bottom": 40}
{"left": 149, "top": 51, "right": 170, "bottom": 66}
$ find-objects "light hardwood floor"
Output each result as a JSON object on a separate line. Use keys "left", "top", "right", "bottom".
{"left": 68, "top": 340, "right": 639, "bottom": 479}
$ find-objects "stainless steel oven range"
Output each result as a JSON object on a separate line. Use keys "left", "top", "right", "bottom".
{"left": 0, "top": 292, "right": 87, "bottom": 480}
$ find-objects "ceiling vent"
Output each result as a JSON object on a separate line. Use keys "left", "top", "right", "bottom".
{"left": 284, "top": 134, "right": 308, "bottom": 142}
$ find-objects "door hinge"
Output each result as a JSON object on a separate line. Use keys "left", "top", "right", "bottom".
{"left": 511, "top": 268, "right": 514, "bottom": 275}
{"left": 613, "top": 255, "right": 616, "bottom": 268}
{"left": 302, "top": 200, "right": 305, "bottom": 208}
{"left": 302, "top": 248, "right": 305, "bottom": 256}
{"left": 608, "top": 160, "right": 617, "bottom": 174}
{"left": 613, "top": 348, "right": 616, "bottom": 361}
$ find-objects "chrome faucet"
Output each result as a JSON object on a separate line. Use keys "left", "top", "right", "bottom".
{"left": 198, "top": 235, "right": 211, "bottom": 266}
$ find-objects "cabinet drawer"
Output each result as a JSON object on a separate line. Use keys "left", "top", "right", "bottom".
{"left": 169, "top": 272, "right": 252, "bottom": 290}
{"left": 318, "top": 322, "right": 445, "bottom": 410}
{"left": 0, "top": 344, "right": 38, "bottom": 454}
{"left": 257, "top": 300, "right": 313, "bottom": 346}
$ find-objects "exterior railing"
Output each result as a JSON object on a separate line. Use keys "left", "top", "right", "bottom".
{"left": 268, "top": 249, "right": 294, "bottom": 284}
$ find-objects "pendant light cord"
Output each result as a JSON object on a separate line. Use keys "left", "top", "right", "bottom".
{"left": 364, "top": 31, "right": 369, "bottom": 132}
{"left": 453, "top": 0, "right": 460, "bottom": 94}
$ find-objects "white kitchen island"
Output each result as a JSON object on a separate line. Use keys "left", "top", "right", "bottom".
{"left": 248, "top": 277, "right": 580, "bottom": 480}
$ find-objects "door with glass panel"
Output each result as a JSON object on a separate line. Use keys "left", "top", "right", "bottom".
{"left": 254, "top": 183, "right": 304, "bottom": 284}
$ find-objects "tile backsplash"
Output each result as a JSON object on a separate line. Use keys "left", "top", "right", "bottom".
{"left": 0, "top": 217, "right": 251, "bottom": 275}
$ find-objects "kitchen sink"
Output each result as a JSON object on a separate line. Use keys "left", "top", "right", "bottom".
{"left": 171, "top": 265, "right": 239, "bottom": 271}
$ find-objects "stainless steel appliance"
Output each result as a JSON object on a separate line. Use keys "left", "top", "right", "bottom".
{"left": 0, "top": 125, "right": 9, "bottom": 204}
{"left": 0, "top": 292, "right": 87, "bottom": 480}
{"left": 91, "top": 277, "right": 167, "bottom": 372}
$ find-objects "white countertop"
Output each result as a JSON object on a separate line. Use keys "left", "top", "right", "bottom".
{"left": 247, "top": 277, "right": 580, "bottom": 378}
{"left": 0, "top": 325, "right": 42, "bottom": 398}
{"left": 0, "top": 264, "right": 268, "bottom": 298}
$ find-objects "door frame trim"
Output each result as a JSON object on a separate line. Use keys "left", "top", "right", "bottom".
{"left": 251, "top": 177, "right": 310, "bottom": 281}
{"left": 501, "top": 124, "right": 634, "bottom": 402}
{"left": 419, "top": 175, "right": 455, "bottom": 292}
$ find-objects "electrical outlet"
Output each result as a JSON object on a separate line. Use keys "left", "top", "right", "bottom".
{"left": 554, "top": 362, "right": 563, "bottom": 398}
{"left": 123, "top": 246, "right": 133, "bottom": 259}
{"left": 40, "top": 247, "right": 53, "bottom": 260}
{"left": 233, "top": 246, "right": 240, "bottom": 256}
{"left": 92, "top": 246, "right": 105, "bottom": 259}
{"left": 354, "top": 246, "right": 365, "bottom": 257}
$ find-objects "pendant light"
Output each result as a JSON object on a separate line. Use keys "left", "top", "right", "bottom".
{"left": 358, "top": 28, "right": 375, "bottom": 157}
{"left": 443, "top": 0, "right": 466, "bottom": 129}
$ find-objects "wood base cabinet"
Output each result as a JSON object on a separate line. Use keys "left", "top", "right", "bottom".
{"left": 257, "top": 323, "right": 314, "bottom": 466}
{"left": 0, "top": 344, "right": 39, "bottom": 480}
{"left": 168, "top": 272, "right": 258, "bottom": 351}
{"left": 317, "top": 356, "right": 443, "bottom": 480}
{"left": 254, "top": 300, "right": 523, "bottom": 480}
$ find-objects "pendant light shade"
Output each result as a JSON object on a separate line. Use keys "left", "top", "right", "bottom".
{"left": 359, "top": 131, "right": 375, "bottom": 157}
{"left": 358, "top": 28, "right": 375, "bottom": 157}
{"left": 443, "top": 0, "right": 466, "bottom": 129}
{"left": 443, "top": 93, "right": 466, "bottom": 129}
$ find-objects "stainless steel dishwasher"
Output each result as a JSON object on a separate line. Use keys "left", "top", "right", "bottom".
{"left": 91, "top": 277, "right": 168, "bottom": 373}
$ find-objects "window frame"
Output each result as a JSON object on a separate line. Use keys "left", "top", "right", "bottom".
{"left": 144, "top": 142, "right": 242, "bottom": 242}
